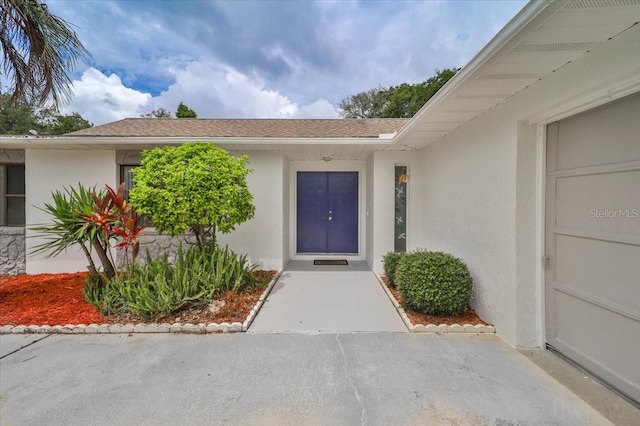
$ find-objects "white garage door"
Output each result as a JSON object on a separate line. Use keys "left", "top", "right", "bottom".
{"left": 545, "top": 93, "right": 640, "bottom": 402}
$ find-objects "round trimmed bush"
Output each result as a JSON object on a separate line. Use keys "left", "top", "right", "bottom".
{"left": 382, "top": 251, "right": 405, "bottom": 287}
{"left": 395, "top": 251, "right": 472, "bottom": 315}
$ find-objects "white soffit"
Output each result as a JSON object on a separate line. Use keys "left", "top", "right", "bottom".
{"left": 396, "top": 0, "right": 640, "bottom": 149}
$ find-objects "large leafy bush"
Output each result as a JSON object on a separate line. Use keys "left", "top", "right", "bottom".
{"left": 395, "top": 250, "right": 472, "bottom": 315}
{"left": 129, "top": 142, "right": 255, "bottom": 247}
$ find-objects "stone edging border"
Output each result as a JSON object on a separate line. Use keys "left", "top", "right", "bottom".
{"left": 373, "top": 273, "right": 495, "bottom": 334}
{"left": 0, "top": 270, "right": 283, "bottom": 335}
{"left": 241, "top": 270, "right": 281, "bottom": 331}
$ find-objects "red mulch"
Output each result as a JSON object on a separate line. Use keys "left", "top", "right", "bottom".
{"left": 381, "top": 276, "right": 488, "bottom": 326}
{"left": 0, "top": 272, "right": 106, "bottom": 326}
{"left": 0, "top": 271, "right": 277, "bottom": 327}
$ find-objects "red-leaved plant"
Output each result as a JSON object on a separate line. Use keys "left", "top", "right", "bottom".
{"left": 82, "top": 183, "right": 145, "bottom": 271}
{"left": 31, "top": 182, "right": 146, "bottom": 287}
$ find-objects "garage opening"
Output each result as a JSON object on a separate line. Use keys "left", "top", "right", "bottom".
{"left": 545, "top": 93, "right": 640, "bottom": 403}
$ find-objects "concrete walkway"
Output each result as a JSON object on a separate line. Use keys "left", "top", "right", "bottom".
{"left": 249, "top": 261, "right": 407, "bottom": 333}
{"left": 2, "top": 333, "right": 637, "bottom": 425}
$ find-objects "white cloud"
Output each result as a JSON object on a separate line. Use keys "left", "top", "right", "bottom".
{"left": 49, "top": 0, "right": 527, "bottom": 121}
{"left": 295, "top": 99, "right": 337, "bottom": 118}
{"left": 63, "top": 64, "right": 338, "bottom": 125}
{"left": 157, "top": 62, "right": 297, "bottom": 118}
{"left": 49, "top": 0, "right": 527, "bottom": 125}
{"left": 61, "top": 68, "right": 152, "bottom": 124}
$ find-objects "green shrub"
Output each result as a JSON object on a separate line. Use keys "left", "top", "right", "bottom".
{"left": 84, "top": 242, "right": 259, "bottom": 320}
{"left": 382, "top": 252, "right": 405, "bottom": 287}
{"left": 129, "top": 142, "right": 255, "bottom": 248}
{"left": 395, "top": 251, "right": 472, "bottom": 315}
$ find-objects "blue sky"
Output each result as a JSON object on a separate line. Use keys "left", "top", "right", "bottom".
{"left": 45, "top": 0, "right": 528, "bottom": 125}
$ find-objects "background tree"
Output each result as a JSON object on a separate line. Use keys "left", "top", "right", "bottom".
{"left": 176, "top": 102, "right": 197, "bottom": 118}
{"left": 338, "top": 68, "right": 458, "bottom": 118}
{"left": 45, "top": 112, "right": 92, "bottom": 134}
{"left": 129, "top": 142, "right": 255, "bottom": 247}
{"left": 0, "top": 0, "right": 90, "bottom": 107}
{"left": 382, "top": 68, "right": 457, "bottom": 118}
{"left": 0, "top": 92, "right": 38, "bottom": 133}
{"left": 140, "top": 107, "right": 172, "bottom": 118}
{"left": 0, "top": 92, "right": 92, "bottom": 134}
{"left": 337, "top": 86, "right": 388, "bottom": 118}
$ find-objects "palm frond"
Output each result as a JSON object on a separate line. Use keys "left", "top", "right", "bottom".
{"left": 29, "top": 183, "right": 104, "bottom": 257}
{"left": 0, "top": 0, "right": 91, "bottom": 107}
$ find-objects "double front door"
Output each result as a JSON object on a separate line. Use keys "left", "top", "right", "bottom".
{"left": 296, "top": 172, "right": 358, "bottom": 254}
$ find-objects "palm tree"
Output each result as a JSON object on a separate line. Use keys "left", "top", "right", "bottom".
{"left": 0, "top": 0, "right": 90, "bottom": 107}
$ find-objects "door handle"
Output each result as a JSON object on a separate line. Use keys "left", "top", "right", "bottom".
{"left": 328, "top": 216, "right": 332, "bottom": 221}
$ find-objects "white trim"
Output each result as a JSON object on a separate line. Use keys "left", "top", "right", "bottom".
{"left": 525, "top": 70, "right": 640, "bottom": 125}
{"left": 288, "top": 160, "right": 367, "bottom": 261}
{"left": 0, "top": 135, "right": 393, "bottom": 148}
{"left": 535, "top": 124, "right": 546, "bottom": 349}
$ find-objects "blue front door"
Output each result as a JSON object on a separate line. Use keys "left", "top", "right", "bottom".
{"left": 297, "top": 172, "right": 358, "bottom": 253}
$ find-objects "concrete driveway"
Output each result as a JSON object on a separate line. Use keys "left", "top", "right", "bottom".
{"left": 2, "top": 332, "right": 637, "bottom": 425}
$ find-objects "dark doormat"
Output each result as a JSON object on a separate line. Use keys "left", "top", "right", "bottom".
{"left": 314, "top": 259, "right": 348, "bottom": 266}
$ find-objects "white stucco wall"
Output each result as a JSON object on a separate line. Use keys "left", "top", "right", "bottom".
{"left": 369, "top": 151, "right": 422, "bottom": 273}
{"left": 365, "top": 154, "right": 375, "bottom": 268}
{"left": 419, "top": 113, "right": 519, "bottom": 343}
{"left": 217, "top": 152, "right": 285, "bottom": 271}
{"left": 25, "top": 149, "right": 117, "bottom": 273}
{"left": 415, "top": 24, "right": 640, "bottom": 347}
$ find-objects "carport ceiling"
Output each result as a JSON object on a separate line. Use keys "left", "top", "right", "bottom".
{"left": 395, "top": 0, "right": 640, "bottom": 149}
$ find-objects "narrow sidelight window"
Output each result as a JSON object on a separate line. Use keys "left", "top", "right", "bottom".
{"left": 394, "top": 165, "right": 408, "bottom": 252}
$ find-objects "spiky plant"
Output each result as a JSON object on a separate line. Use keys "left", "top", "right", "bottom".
{"left": 30, "top": 184, "right": 115, "bottom": 280}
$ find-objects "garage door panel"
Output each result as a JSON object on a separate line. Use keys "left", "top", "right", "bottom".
{"left": 554, "top": 94, "right": 640, "bottom": 171}
{"left": 555, "top": 235, "right": 640, "bottom": 313}
{"left": 554, "top": 291, "right": 640, "bottom": 398}
{"left": 546, "top": 93, "right": 640, "bottom": 402}
{"left": 555, "top": 170, "right": 640, "bottom": 235}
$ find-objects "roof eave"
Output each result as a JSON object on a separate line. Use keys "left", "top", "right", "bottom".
{"left": 0, "top": 135, "right": 395, "bottom": 149}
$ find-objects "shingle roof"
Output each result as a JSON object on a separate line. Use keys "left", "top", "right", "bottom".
{"left": 67, "top": 118, "right": 409, "bottom": 138}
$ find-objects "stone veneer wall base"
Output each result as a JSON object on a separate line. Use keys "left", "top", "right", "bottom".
{"left": 0, "top": 227, "right": 26, "bottom": 275}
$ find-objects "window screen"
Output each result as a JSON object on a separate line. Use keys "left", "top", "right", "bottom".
{"left": 1, "top": 164, "right": 26, "bottom": 226}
